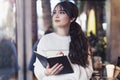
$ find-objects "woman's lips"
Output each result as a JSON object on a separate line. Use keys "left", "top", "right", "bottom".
{"left": 55, "top": 20, "right": 60, "bottom": 22}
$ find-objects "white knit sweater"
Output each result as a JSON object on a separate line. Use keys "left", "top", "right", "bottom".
{"left": 34, "top": 32, "right": 93, "bottom": 80}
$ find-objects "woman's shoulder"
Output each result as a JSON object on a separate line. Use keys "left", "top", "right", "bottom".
{"left": 41, "top": 32, "right": 55, "bottom": 39}
{"left": 39, "top": 32, "right": 55, "bottom": 42}
{"left": 44, "top": 32, "right": 55, "bottom": 37}
{"left": 37, "top": 33, "right": 55, "bottom": 49}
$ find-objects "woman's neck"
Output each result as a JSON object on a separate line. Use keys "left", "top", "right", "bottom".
{"left": 56, "top": 27, "right": 70, "bottom": 36}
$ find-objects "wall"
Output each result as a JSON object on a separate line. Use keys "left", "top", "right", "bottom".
{"left": 108, "top": 0, "right": 120, "bottom": 63}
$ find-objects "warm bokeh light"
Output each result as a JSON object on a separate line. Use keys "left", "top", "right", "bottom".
{"left": 87, "top": 9, "right": 96, "bottom": 36}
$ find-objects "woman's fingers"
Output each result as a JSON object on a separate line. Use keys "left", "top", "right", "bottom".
{"left": 54, "top": 66, "right": 64, "bottom": 75}
{"left": 45, "top": 63, "right": 51, "bottom": 76}
{"left": 51, "top": 63, "right": 59, "bottom": 70}
{"left": 51, "top": 64, "right": 63, "bottom": 75}
{"left": 57, "top": 51, "right": 64, "bottom": 56}
{"left": 46, "top": 63, "right": 50, "bottom": 69}
{"left": 45, "top": 63, "right": 64, "bottom": 76}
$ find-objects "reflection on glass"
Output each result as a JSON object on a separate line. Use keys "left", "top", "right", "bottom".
{"left": 0, "top": 0, "right": 17, "bottom": 80}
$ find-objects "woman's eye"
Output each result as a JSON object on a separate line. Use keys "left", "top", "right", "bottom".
{"left": 59, "top": 11, "right": 66, "bottom": 14}
{"left": 53, "top": 11, "right": 56, "bottom": 15}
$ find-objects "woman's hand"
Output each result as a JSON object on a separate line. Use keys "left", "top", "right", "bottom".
{"left": 57, "top": 51, "right": 64, "bottom": 56}
{"left": 45, "top": 63, "right": 64, "bottom": 76}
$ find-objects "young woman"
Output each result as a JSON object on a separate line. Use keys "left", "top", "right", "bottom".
{"left": 34, "top": 1, "right": 93, "bottom": 80}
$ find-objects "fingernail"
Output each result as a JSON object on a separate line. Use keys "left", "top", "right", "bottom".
{"left": 61, "top": 66, "right": 64, "bottom": 69}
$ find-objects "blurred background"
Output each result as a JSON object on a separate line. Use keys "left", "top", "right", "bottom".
{"left": 0, "top": 0, "right": 120, "bottom": 80}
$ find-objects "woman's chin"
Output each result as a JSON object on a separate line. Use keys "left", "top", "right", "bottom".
{"left": 54, "top": 25, "right": 63, "bottom": 28}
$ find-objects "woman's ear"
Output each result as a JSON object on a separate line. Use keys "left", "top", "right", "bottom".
{"left": 70, "top": 18, "right": 75, "bottom": 23}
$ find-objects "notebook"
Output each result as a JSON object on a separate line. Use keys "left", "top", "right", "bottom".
{"left": 34, "top": 51, "right": 74, "bottom": 75}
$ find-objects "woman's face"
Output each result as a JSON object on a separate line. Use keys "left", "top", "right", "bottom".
{"left": 52, "top": 6, "right": 71, "bottom": 28}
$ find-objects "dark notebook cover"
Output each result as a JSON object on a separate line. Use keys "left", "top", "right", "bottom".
{"left": 34, "top": 51, "right": 74, "bottom": 75}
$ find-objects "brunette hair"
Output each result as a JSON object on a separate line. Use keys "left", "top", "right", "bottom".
{"left": 54, "top": 1, "right": 89, "bottom": 67}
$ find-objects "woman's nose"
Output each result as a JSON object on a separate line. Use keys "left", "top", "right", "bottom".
{"left": 55, "top": 12, "right": 59, "bottom": 18}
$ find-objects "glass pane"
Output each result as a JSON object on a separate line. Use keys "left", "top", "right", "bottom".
{"left": 0, "top": 0, "right": 17, "bottom": 79}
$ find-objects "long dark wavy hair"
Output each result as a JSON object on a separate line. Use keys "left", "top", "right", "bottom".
{"left": 54, "top": 1, "right": 89, "bottom": 68}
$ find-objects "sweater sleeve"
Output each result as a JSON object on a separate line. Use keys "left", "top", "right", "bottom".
{"left": 33, "top": 38, "right": 47, "bottom": 80}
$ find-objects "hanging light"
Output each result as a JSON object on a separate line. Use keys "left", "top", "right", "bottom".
{"left": 87, "top": 9, "right": 96, "bottom": 36}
